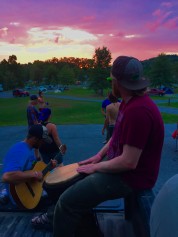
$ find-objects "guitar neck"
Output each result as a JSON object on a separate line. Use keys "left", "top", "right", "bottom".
{"left": 41, "top": 153, "right": 60, "bottom": 177}
{"left": 42, "top": 163, "right": 53, "bottom": 177}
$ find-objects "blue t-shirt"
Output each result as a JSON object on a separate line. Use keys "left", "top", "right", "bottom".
{"left": 102, "top": 98, "right": 111, "bottom": 110}
{"left": 3, "top": 141, "right": 36, "bottom": 173}
{"left": 3, "top": 141, "right": 36, "bottom": 205}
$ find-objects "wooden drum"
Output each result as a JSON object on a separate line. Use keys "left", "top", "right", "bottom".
{"left": 43, "top": 163, "right": 85, "bottom": 201}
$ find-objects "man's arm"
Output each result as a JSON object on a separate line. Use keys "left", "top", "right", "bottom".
{"left": 30, "top": 107, "right": 39, "bottom": 125}
{"left": 2, "top": 170, "right": 43, "bottom": 184}
{"left": 49, "top": 124, "right": 67, "bottom": 154}
{"left": 77, "top": 144, "right": 142, "bottom": 174}
{"left": 102, "top": 117, "right": 109, "bottom": 135}
{"left": 95, "top": 144, "right": 142, "bottom": 172}
{"left": 101, "top": 107, "right": 106, "bottom": 116}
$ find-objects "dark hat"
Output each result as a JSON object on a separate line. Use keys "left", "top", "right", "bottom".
{"left": 111, "top": 56, "right": 149, "bottom": 90}
{"left": 28, "top": 124, "right": 52, "bottom": 143}
{"left": 39, "top": 108, "right": 51, "bottom": 122}
{"left": 30, "top": 94, "right": 38, "bottom": 100}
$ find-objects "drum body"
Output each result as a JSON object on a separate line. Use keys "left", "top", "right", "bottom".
{"left": 43, "top": 163, "right": 85, "bottom": 202}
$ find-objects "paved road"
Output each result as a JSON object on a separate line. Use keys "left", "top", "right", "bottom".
{"left": 0, "top": 123, "right": 178, "bottom": 195}
{"left": 0, "top": 91, "right": 178, "bottom": 194}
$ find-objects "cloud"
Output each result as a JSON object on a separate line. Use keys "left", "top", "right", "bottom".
{"left": 161, "top": 2, "right": 174, "bottom": 7}
{"left": 10, "top": 22, "right": 20, "bottom": 26}
{"left": 0, "top": 27, "right": 8, "bottom": 37}
{"left": 0, "top": 0, "right": 178, "bottom": 63}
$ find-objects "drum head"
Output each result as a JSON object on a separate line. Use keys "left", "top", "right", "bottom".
{"left": 45, "top": 163, "right": 79, "bottom": 185}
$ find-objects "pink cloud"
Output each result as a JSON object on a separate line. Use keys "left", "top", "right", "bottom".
{"left": 0, "top": 0, "right": 178, "bottom": 63}
{"left": 161, "top": 2, "right": 174, "bottom": 7}
{"left": 0, "top": 27, "right": 8, "bottom": 38}
{"left": 164, "top": 17, "right": 178, "bottom": 29}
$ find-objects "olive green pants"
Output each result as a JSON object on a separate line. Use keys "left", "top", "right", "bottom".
{"left": 53, "top": 172, "right": 132, "bottom": 237}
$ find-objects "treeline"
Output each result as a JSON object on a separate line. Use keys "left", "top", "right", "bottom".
{"left": 142, "top": 53, "right": 178, "bottom": 88}
{"left": 0, "top": 47, "right": 178, "bottom": 94}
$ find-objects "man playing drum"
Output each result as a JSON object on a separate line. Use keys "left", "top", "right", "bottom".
{"left": 53, "top": 56, "right": 164, "bottom": 237}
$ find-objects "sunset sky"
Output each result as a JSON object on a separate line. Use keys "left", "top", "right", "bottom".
{"left": 0, "top": 0, "right": 178, "bottom": 64}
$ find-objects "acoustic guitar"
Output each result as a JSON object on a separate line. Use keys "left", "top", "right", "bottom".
{"left": 9, "top": 160, "right": 54, "bottom": 210}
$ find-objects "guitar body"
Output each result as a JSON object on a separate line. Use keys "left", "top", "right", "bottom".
{"left": 9, "top": 161, "right": 49, "bottom": 210}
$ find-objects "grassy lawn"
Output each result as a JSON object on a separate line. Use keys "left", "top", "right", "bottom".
{"left": 0, "top": 88, "right": 177, "bottom": 126}
{"left": 159, "top": 102, "right": 178, "bottom": 108}
{"left": 161, "top": 113, "right": 178, "bottom": 124}
{"left": 0, "top": 97, "right": 104, "bottom": 126}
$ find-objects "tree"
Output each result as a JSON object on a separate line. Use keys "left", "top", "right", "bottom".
{"left": 90, "top": 47, "right": 112, "bottom": 96}
{"left": 44, "top": 64, "right": 59, "bottom": 85}
{"left": 93, "top": 47, "right": 112, "bottom": 68}
{"left": 149, "top": 53, "right": 173, "bottom": 88}
{"left": 30, "top": 60, "right": 45, "bottom": 85}
{"left": 8, "top": 55, "right": 17, "bottom": 64}
{"left": 57, "top": 65, "right": 75, "bottom": 85}
{"left": 171, "top": 61, "right": 178, "bottom": 83}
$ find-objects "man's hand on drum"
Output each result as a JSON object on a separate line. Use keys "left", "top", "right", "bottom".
{"left": 78, "top": 153, "right": 102, "bottom": 166}
{"left": 77, "top": 163, "right": 96, "bottom": 174}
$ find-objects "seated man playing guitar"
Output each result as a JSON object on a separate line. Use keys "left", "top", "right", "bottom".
{"left": 2, "top": 124, "right": 56, "bottom": 208}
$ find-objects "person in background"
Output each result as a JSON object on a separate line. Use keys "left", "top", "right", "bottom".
{"left": 38, "top": 90, "right": 48, "bottom": 112}
{"left": 53, "top": 55, "right": 164, "bottom": 237}
{"left": 38, "top": 108, "right": 67, "bottom": 166}
{"left": 101, "top": 92, "right": 111, "bottom": 144}
{"left": 1, "top": 124, "right": 53, "bottom": 206}
{"left": 27, "top": 95, "right": 39, "bottom": 129}
{"left": 150, "top": 174, "right": 178, "bottom": 237}
{"left": 102, "top": 92, "right": 120, "bottom": 141}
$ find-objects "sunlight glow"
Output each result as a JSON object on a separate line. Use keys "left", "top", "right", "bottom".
{"left": 27, "top": 27, "right": 97, "bottom": 44}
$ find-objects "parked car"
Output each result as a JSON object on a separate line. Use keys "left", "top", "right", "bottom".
{"left": 162, "top": 87, "right": 174, "bottom": 94}
{"left": 57, "top": 86, "right": 69, "bottom": 92}
{"left": 47, "top": 85, "right": 54, "bottom": 90}
{"left": 39, "top": 86, "right": 47, "bottom": 93}
{"left": 147, "top": 88, "right": 165, "bottom": 96}
{"left": 12, "top": 89, "right": 30, "bottom": 97}
{"left": 0, "top": 84, "right": 3, "bottom": 92}
{"left": 24, "top": 86, "right": 32, "bottom": 90}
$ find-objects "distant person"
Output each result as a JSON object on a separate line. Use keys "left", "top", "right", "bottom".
{"left": 38, "top": 90, "right": 48, "bottom": 112}
{"left": 150, "top": 174, "right": 178, "bottom": 237}
{"left": 27, "top": 95, "right": 39, "bottom": 128}
{"left": 101, "top": 92, "right": 111, "bottom": 144}
{"left": 38, "top": 108, "right": 67, "bottom": 166}
{"left": 102, "top": 92, "right": 120, "bottom": 140}
{"left": 1, "top": 124, "right": 54, "bottom": 206}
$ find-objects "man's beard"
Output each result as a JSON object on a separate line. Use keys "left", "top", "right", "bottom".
{"left": 112, "top": 88, "right": 121, "bottom": 99}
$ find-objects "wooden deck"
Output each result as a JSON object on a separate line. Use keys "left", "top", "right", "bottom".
{"left": 0, "top": 211, "right": 136, "bottom": 237}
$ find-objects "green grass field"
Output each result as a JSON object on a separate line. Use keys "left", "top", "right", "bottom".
{"left": 0, "top": 88, "right": 177, "bottom": 126}
{"left": 0, "top": 97, "right": 103, "bottom": 126}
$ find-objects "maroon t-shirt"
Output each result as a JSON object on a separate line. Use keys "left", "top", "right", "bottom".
{"left": 107, "top": 94, "right": 164, "bottom": 190}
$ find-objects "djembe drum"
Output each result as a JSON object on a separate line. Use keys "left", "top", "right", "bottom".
{"left": 43, "top": 163, "right": 85, "bottom": 202}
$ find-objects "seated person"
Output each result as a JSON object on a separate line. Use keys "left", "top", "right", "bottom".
{"left": 2, "top": 124, "right": 55, "bottom": 207}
